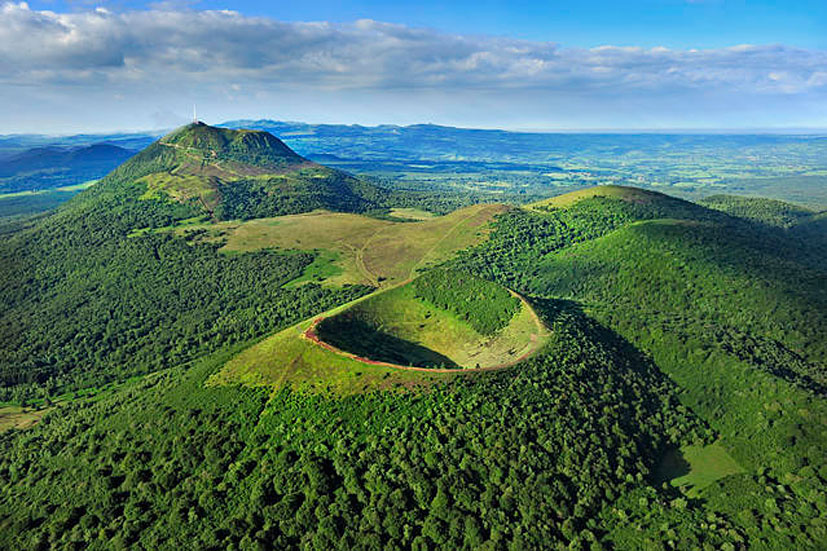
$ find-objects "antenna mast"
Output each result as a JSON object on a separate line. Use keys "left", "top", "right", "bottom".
{"left": 193, "top": 104, "right": 198, "bottom": 124}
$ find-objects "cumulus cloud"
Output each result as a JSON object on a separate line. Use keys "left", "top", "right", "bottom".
{"left": 0, "top": 2, "right": 824, "bottom": 131}
{"left": 1, "top": 2, "right": 824, "bottom": 93}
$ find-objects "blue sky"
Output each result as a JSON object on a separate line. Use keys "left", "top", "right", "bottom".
{"left": 202, "top": 0, "right": 827, "bottom": 49}
{"left": 29, "top": 0, "right": 827, "bottom": 48}
{"left": 4, "top": 1, "right": 826, "bottom": 132}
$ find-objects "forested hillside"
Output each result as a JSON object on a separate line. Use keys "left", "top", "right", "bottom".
{"left": 1, "top": 297, "right": 714, "bottom": 550}
{"left": 699, "top": 194, "right": 817, "bottom": 228}
{"left": 0, "top": 123, "right": 385, "bottom": 400}
{"left": 0, "top": 144, "right": 135, "bottom": 193}
{"left": 1, "top": 149, "right": 825, "bottom": 551}
{"left": 451, "top": 188, "right": 827, "bottom": 549}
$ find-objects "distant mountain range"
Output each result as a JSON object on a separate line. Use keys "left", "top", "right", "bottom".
{"left": 0, "top": 143, "right": 137, "bottom": 193}
{"left": 221, "top": 119, "right": 827, "bottom": 162}
{"left": 2, "top": 120, "right": 826, "bottom": 210}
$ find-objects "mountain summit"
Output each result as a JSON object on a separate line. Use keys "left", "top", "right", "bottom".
{"left": 84, "top": 122, "right": 379, "bottom": 226}
{"left": 160, "top": 122, "right": 306, "bottom": 170}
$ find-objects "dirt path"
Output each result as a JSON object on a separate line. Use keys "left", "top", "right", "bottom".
{"left": 355, "top": 224, "right": 391, "bottom": 286}
{"left": 408, "top": 207, "right": 485, "bottom": 279}
{"left": 354, "top": 204, "right": 501, "bottom": 287}
{"left": 159, "top": 140, "right": 247, "bottom": 179}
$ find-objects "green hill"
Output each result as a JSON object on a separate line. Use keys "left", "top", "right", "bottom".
{"left": 161, "top": 122, "right": 304, "bottom": 168}
{"left": 1, "top": 181, "right": 826, "bottom": 551}
{"left": 81, "top": 122, "right": 381, "bottom": 225}
{"left": 699, "top": 194, "right": 817, "bottom": 228}
{"left": 451, "top": 187, "right": 827, "bottom": 549}
{"left": 0, "top": 123, "right": 399, "bottom": 398}
{"left": 527, "top": 184, "right": 668, "bottom": 210}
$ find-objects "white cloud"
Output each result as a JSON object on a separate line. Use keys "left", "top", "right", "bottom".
{"left": 0, "top": 2, "right": 824, "bottom": 131}
{"left": 1, "top": 2, "right": 823, "bottom": 94}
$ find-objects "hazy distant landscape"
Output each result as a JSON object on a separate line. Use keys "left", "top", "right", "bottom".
{"left": 2, "top": 122, "right": 825, "bottom": 222}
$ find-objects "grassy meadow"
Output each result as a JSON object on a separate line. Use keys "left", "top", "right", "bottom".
{"left": 175, "top": 203, "right": 508, "bottom": 287}
{"left": 656, "top": 441, "right": 745, "bottom": 496}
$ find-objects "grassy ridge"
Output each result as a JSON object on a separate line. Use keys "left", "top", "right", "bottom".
{"left": 210, "top": 310, "right": 451, "bottom": 394}
{"left": 527, "top": 184, "right": 665, "bottom": 210}
{"left": 176, "top": 203, "right": 507, "bottom": 287}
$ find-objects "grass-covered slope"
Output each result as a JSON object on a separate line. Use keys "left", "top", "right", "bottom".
{"left": 175, "top": 203, "right": 508, "bottom": 287}
{"left": 528, "top": 184, "right": 674, "bottom": 210}
{"left": 210, "top": 308, "right": 455, "bottom": 394}
{"left": 315, "top": 275, "right": 544, "bottom": 369}
{"left": 411, "top": 269, "right": 521, "bottom": 336}
{"left": 214, "top": 274, "right": 547, "bottom": 391}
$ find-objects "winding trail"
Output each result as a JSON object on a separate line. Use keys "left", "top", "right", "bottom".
{"left": 407, "top": 206, "right": 491, "bottom": 279}
{"left": 355, "top": 203, "right": 506, "bottom": 287}
{"left": 159, "top": 140, "right": 246, "bottom": 179}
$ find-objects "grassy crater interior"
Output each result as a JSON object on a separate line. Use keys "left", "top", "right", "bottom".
{"left": 314, "top": 270, "right": 545, "bottom": 369}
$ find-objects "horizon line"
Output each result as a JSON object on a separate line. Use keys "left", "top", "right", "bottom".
{"left": 2, "top": 120, "right": 827, "bottom": 139}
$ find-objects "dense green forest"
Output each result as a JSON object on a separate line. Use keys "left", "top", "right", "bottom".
{"left": 0, "top": 226, "right": 368, "bottom": 400}
{"left": 0, "top": 298, "right": 718, "bottom": 551}
{"left": 699, "top": 194, "right": 819, "bottom": 228}
{"left": 1, "top": 124, "right": 825, "bottom": 550}
{"left": 215, "top": 170, "right": 377, "bottom": 220}
{"left": 449, "top": 191, "right": 827, "bottom": 549}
